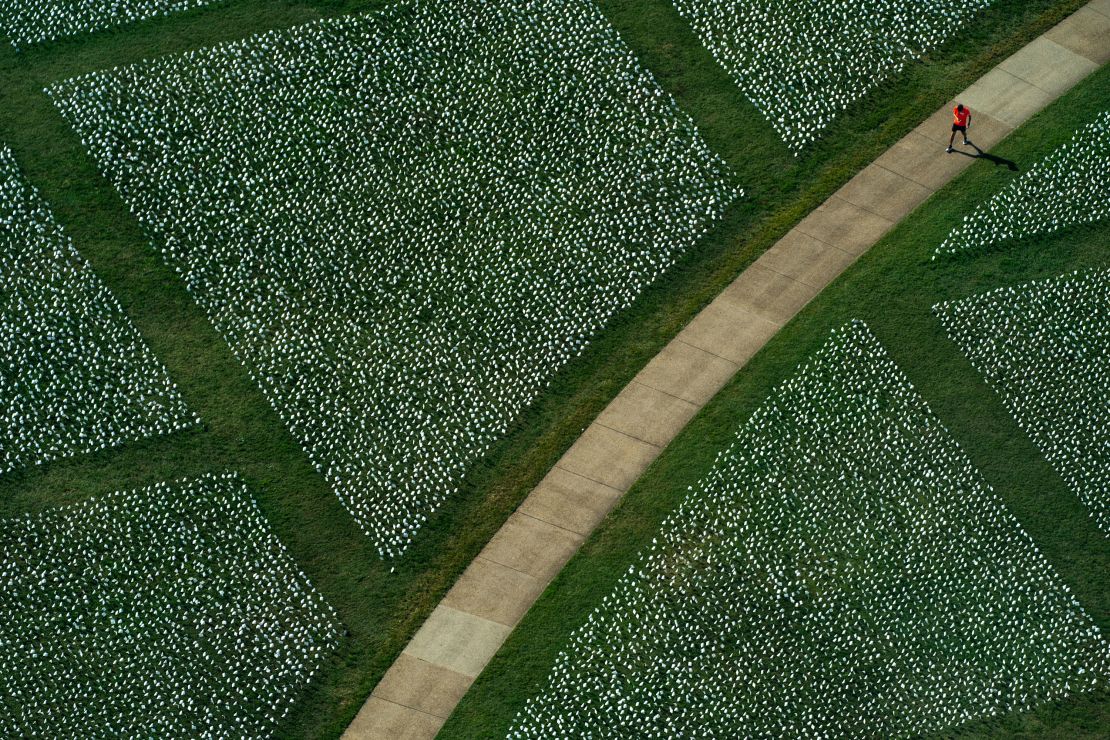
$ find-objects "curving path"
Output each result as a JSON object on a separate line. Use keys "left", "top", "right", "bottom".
{"left": 345, "top": 3, "right": 1110, "bottom": 737}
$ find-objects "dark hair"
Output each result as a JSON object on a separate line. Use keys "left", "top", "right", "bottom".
{"left": 957, "top": 104, "right": 964, "bottom": 111}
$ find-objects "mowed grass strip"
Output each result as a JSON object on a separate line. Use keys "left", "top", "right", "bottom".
{"left": 0, "top": 0, "right": 224, "bottom": 48}
{"left": 440, "top": 62, "right": 1110, "bottom": 740}
{"left": 937, "top": 267, "right": 1110, "bottom": 534}
{"left": 0, "top": 145, "right": 196, "bottom": 474}
{"left": 0, "top": 0, "right": 1088, "bottom": 736}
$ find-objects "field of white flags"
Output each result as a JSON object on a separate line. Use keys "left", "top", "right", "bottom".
{"left": 0, "top": 473, "right": 341, "bottom": 736}
{"left": 671, "top": 0, "right": 994, "bottom": 152}
{"left": 0, "top": 0, "right": 218, "bottom": 48}
{"left": 0, "top": 146, "right": 196, "bottom": 476}
{"left": 936, "top": 268, "right": 1110, "bottom": 534}
{"left": 49, "top": 0, "right": 737, "bottom": 559}
{"left": 937, "top": 110, "right": 1110, "bottom": 256}
{"left": 510, "top": 321, "right": 1109, "bottom": 738}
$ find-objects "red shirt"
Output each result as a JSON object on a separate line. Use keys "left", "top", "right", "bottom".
{"left": 953, "top": 106, "right": 971, "bottom": 126}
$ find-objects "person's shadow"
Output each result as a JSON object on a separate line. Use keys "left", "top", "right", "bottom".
{"left": 955, "top": 141, "right": 1018, "bottom": 171}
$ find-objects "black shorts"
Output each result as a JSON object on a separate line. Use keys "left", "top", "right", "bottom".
{"left": 952, "top": 124, "right": 967, "bottom": 132}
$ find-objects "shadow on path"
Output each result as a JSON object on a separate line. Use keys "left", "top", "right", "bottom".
{"left": 954, "top": 141, "right": 1019, "bottom": 171}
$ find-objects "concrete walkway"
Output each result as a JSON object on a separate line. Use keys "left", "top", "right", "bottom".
{"left": 345, "top": 4, "right": 1109, "bottom": 737}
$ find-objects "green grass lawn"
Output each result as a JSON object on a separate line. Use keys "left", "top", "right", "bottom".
{"left": 487, "top": 321, "right": 1108, "bottom": 738}
{"left": 46, "top": 0, "right": 739, "bottom": 561}
{"left": 440, "top": 62, "right": 1110, "bottom": 740}
{"left": 0, "top": 473, "right": 343, "bottom": 737}
{"left": 0, "top": 0, "right": 1090, "bottom": 736}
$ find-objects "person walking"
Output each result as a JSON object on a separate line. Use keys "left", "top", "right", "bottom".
{"left": 947, "top": 104, "right": 971, "bottom": 153}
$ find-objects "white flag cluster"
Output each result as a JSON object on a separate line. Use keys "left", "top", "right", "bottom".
{"left": 510, "top": 321, "right": 1108, "bottom": 738}
{"left": 49, "top": 0, "right": 738, "bottom": 559}
{"left": 0, "top": 472, "right": 341, "bottom": 737}
{"left": 0, "top": 0, "right": 218, "bottom": 48}
{"left": 671, "top": 0, "right": 995, "bottom": 152}
{"left": 0, "top": 146, "right": 196, "bottom": 476}
{"left": 936, "top": 267, "right": 1110, "bottom": 534}
{"left": 937, "top": 111, "right": 1110, "bottom": 256}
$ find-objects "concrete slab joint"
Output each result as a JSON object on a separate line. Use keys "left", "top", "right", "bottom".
{"left": 403, "top": 605, "right": 512, "bottom": 679}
